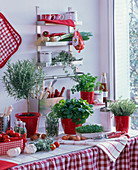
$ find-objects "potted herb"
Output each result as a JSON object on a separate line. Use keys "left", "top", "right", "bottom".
{"left": 52, "top": 51, "right": 82, "bottom": 75}
{"left": 3, "top": 59, "right": 45, "bottom": 137}
{"left": 71, "top": 73, "right": 101, "bottom": 104}
{"left": 45, "top": 111, "right": 59, "bottom": 139}
{"left": 109, "top": 97, "right": 136, "bottom": 132}
{"left": 52, "top": 98, "right": 93, "bottom": 134}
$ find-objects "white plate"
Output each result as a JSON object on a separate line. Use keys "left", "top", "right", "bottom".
{"left": 76, "top": 132, "right": 104, "bottom": 139}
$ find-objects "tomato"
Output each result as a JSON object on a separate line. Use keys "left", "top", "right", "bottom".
{"left": 50, "top": 144, "right": 56, "bottom": 150}
{"left": 10, "top": 137, "right": 19, "bottom": 141}
{"left": 54, "top": 141, "right": 60, "bottom": 148}
{"left": 15, "top": 132, "right": 21, "bottom": 138}
{"left": 2, "top": 134, "right": 10, "bottom": 140}
{"left": 3, "top": 138, "right": 11, "bottom": 142}
{"left": 6, "top": 129, "right": 15, "bottom": 137}
{"left": 0, "top": 134, "right": 3, "bottom": 141}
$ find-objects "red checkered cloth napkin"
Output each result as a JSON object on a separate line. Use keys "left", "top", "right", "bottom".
{"left": 0, "top": 12, "right": 22, "bottom": 68}
{"left": 59, "top": 136, "right": 128, "bottom": 162}
{"left": 0, "top": 160, "right": 18, "bottom": 170}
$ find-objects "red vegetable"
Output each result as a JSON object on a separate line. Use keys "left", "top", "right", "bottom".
{"left": 3, "top": 138, "right": 11, "bottom": 142}
{"left": 54, "top": 141, "right": 60, "bottom": 148}
{"left": 15, "top": 132, "right": 21, "bottom": 138}
{"left": 6, "top": 129, "right": 15, "bottom": 137}
{"left": 50, "top": 144, "right": 56, "bottom": 150}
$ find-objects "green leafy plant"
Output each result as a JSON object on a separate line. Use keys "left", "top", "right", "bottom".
{"left": 76, "top": 124, "right": 104, "bottom": 133}
{"left": 71, "top": 73, "right": 101, "bottom": 94}
{"left": 3, "top": 59, "right": 45, "bottom": 114}
{"left": 52, "top": 51, "right": 82, "bottom": 76}
{"left": 109, "top": 97, "right": 136, "bottom": 116}
{"left": 52, "top": 98, "right": 93, "bottom": 125}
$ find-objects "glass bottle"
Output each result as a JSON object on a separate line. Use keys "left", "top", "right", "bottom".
{"left": 20, "top": 122, "right": 27, "bottom": 136}
{"left": 99, "top": 73, "right": 108, "bottom": 102}
{"left": 14, "top": 121, "right": 20, "bottom": 133}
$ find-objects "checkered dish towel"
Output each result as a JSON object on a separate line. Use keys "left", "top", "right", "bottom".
{"left": 59, "top": 136, "right": 128, "bottom": 162}
{"left": 0, "top": 12, "right": 22, "bottom": 68}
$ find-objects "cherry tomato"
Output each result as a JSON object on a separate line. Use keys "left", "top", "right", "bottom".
{"left": 10, "top": 137, "right": 19, "bottom": 141}
{"left": 15, "top": 133, "right": 21, "bottom": 138}
{"left": 0, "top": 134, "right": 3, "bottom": 141}
{"left": 2, "top": 134, "right": 10, "bottom": 140}
{"left": 54, "top": 141, "right": 60, "bottom": 148}
{"left": 3, "top": 138, "right": 11, "bottom": 142}
{"left": 50, "top": 144, "right": 56, "bottom": 150}
{"left": 6, "top": 129, "right": 15, "bottom": 137}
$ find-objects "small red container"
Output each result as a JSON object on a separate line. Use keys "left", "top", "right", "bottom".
{"left": 115, "top": 116, "right": 129, "bottom": 133}
{"left": 61, "top": 118, "right": 82, "bottom": 134}
{"left": 80, "top": 91, "right": 94, "bottom": 104}
{"left": 15, "top": 112, "right": 41, "bottom": 138}
{"left": 0, "top": 139, "right": 24, "bottom": 155}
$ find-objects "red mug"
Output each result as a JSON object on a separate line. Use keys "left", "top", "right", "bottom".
{"left": 42, "top": 14, "right": 51, "bottom": 20}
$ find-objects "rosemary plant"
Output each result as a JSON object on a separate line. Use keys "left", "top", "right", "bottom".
{"left": 3, "top": 59, "right": 44, "bottom": 115}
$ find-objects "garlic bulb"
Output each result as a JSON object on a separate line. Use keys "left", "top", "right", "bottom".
{"left": 24, "top": 144, "right": 37, "bottom": 154}
{"left": 7, "top": 147, "right": 21, "bottom": 157}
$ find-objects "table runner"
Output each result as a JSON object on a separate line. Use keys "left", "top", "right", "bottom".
{"left": 10, "top": 137, "right": 138, "bottom": 170}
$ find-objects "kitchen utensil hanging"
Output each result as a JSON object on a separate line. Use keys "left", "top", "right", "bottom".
{"left": 0, "top": 12, "right": 22, "bottom": 68}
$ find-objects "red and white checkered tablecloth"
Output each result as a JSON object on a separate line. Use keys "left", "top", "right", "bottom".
{"left": 10, "top": 137, "right": 138, "bottom": 170}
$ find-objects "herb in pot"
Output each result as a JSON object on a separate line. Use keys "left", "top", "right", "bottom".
{"left": 109, "top": 97, "right": 136, "bottom": 116}
{"left": 71, "top": 73, "right": 102, "bottom": 93}
{"left": 52, "top": 98, "right": 93, "bottom": 125}
{"left": 75, "top": 124, "right": 104, "bottom": 133}
{"left": 45, "top": 112, "right": 59, "bottom": 139}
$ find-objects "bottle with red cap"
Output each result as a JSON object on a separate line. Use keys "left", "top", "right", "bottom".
{"left": 99, "top": 73, "right": 108, "bottom": 103}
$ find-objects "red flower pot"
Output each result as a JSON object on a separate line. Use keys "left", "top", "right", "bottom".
{"left": 15, "top": 112, "right": 41, "bottom": 137}
{"left": 61, "top": 118, "right": 82, "bottom": 134}
{"left": 80, "top": 91, "right": 94, "bottom": 104}
{"left": 115, "top": 116, "right": 129, "bottom": 133}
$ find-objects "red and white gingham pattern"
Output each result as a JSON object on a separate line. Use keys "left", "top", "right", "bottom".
{"left": 0, "top": 139, "right": 23, "bottom": 155}
{"left": 0, "top": 12, "right": 22, "bottom": 68}
{"left": 10, "top": 137, "right": 138, "bottom": 170}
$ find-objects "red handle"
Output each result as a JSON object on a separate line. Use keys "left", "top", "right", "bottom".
{"left": 59, "top": 87, "right": 65, "bottom": 97}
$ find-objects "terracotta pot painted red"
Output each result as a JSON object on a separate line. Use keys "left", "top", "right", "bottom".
{"left": 61, "top": 118, "right": 82, "bottom": 134}
{"left": 15, "top": 112, "right": 41, "bottom": 137}
{"left": 80, "top": 91, "right": 94, "bottom": 104}
{"left": 115, "top": 116, "right": 129, "bottom": 133}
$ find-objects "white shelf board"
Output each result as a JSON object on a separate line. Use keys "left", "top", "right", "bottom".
{"left": 37, "top": 21, "right": 82, "bottom": 26}
{"left": 45, "top": 41, "right": 69, "bottom": 46}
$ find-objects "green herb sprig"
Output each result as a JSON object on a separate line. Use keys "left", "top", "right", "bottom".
{"left": 45, "top": 112, "right": 59, "bottom": 138}
{"left": 76, "top": 124, "right": 104, "bottom": 133}
{"left": 32, "top": 138, "right": 53, "bottom": 152}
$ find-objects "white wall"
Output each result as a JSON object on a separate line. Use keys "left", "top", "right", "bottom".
{"left": 0, "top": 0, "right": 110, "bottom": 127}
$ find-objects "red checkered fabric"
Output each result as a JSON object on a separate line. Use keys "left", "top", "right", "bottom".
{"left": 0, "top": 12, "right": 22, "bottom": 68}
{"left": 0, "top": 139, "right": 23, "bottom": 155}
{"left": 10, "top": 137, "right": 138, "bottom": 170}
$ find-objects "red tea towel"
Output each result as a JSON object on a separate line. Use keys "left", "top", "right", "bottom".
{"left": 39, "top": 19, "right": 75, "bottom": 27}
{"left": 59, "top": 136, "right": 128, "bottom": 162}
{"left": 0, "top": 12, "right": 22, "bottom": 68}
{"left": 0, "top": 160, "right": 18, "bottom": 170}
